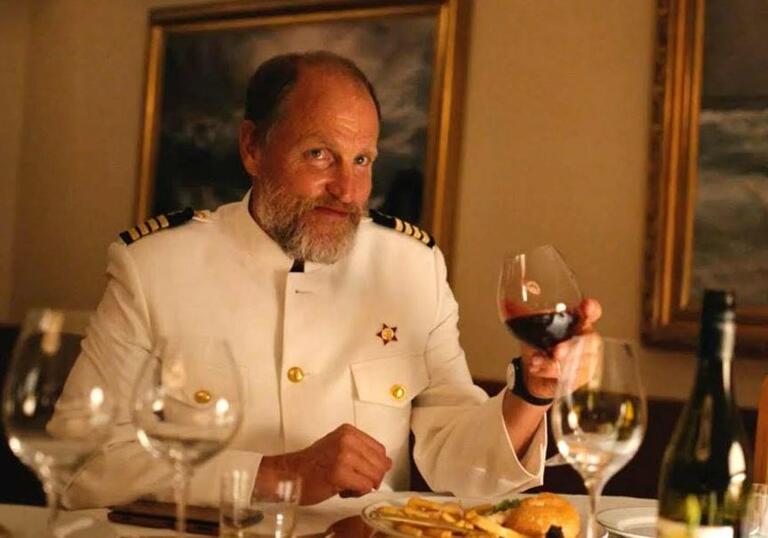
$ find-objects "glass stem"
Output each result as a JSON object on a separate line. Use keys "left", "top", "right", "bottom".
{"left": 173, "top": 462, "right": 191, "bottom": 537}
{"left": 44, "top": 478, "right": 61, "bottom": 535}
{"left": 583, "top": 476, "right": 606, "bottom": 538}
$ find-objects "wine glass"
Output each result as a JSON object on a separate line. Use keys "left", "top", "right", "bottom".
{"left": 131, "top": 349, "right": 243, "bottom": 537}
{"left": 550, "top": 336, "right": 647, "bottom": 538}
{"left": 498, "top": 245, "right": 583, "bottom": 467}
{"left": 2, "top": 309, "right": 115, "bottom": 536}
{"left": 497, "top": 245, "right": 582, "bottom": 357}
{"left": 743, "top": 483, "right": 768, "bottom": 537}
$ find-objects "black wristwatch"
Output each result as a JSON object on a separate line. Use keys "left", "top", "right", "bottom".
{"left": 506, "top": 357, "right": 554, "bottom": 406}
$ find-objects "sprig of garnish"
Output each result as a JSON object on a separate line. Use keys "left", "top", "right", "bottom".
{"left": 493, "top": 498, "right": 522, "bottom": 512}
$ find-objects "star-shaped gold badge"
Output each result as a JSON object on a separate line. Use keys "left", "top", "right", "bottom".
{"left": 376, "top": 323, "right": 398, "bottom": 345}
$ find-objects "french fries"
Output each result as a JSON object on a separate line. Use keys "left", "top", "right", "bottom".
{"left": 372, "top": 496, "right": 528, "bottom": 538}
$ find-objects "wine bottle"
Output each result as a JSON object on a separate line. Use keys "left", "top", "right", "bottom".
{"left": 657, "top": 289, "right": 751, "bottom": 537}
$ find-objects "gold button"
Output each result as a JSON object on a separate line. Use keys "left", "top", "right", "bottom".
{"left": 194, "top": 390, "right": 212, "bottom": 404}
{"left": 390, "top": 384, "right": 406, "bottom": 400}
{"left": 287, "top": 366, "right": 304, "bottom": 383}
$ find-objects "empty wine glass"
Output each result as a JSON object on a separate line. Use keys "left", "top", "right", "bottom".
{"left": 2, "top": 309, "right": 115, "bottom": 536}
{"left": 551, "top": 336, "right": 647, "bottom": 538}
{"left": 498, "top": 245, "right": 582, "bottom": 356}
{"left": 131, "top": 349, "right": 243, "bottom": 537}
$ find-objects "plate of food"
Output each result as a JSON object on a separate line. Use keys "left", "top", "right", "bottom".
{"left": 596, "top": 507, "right": 656, "bottom": 538}
{"left": 362, "top": 493, "right": 581, "bottom": 538}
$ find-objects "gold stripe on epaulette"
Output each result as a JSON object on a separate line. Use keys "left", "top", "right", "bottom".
{"left": 137, "top": 222, "right": 150, "bottom": 236}
{"left": 403, "top": 221, "right": 413, "bottom": 236}
{"left": 128, "top": 228, "right": 141, "bottom": 242}
{"left": 147, "top": 218, "right": 160, "bottom": 232}
{"left": 421, "top": 232, "right": 432, "bottom": 245}
{"left": 394, "top": 218, "right": 404, "bottom": 233}
{"left": 412, "top": 227, "right": 423, "bottom": 241}
{"left": 158, "top": 214, "right": 170, "bottom": 228}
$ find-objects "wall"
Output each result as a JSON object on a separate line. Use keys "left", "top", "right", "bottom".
{"left": 4, "top": 1, "right": 767, "bottom": 405}
{"left": 10, "top": 0, "right": 210, "bottom": 316}
{"left": 453, "top": 0, "right": 767, "bottom": 406}
{"left": 0, "top": 1, "right": 31, "bottom": 319}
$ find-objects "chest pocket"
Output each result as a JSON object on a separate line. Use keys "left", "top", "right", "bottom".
{"left": 351, "top": 354, "right": 429, "bottom": 408}
{"left": 350, "top": 354, "right": 429, "bottom": 488}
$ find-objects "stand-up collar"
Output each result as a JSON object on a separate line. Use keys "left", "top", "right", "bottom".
{"left": 224, "top": 191, "right": 326, "bottom": 273}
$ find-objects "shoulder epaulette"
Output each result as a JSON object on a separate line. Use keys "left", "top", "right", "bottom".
{"left": 369, "top": 209, "right": 435, "bottom": 248}
{"left": 119, "top": 207, "right": 194, "bottom": 245}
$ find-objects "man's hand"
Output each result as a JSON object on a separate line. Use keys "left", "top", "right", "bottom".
{"left": 258, "top": 424, "right": 392, "bottom": 505}
{"left": 520, "top": 298, "right": 602, "bottom": 400}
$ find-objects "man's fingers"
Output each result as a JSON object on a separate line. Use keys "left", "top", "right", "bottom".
{"left": 336, "top": 424, "right": 392, "bottom": 476}
{"left": 527, "top": 357, "right": 560, "bottom": 380}
{"left": 337, "top": 424, "right": 388, "bottom": 459}
{"left": 343, "top": 445, "right": 390, "bottom": 487}
{"left": 521, "top": 342, "right": 548, "bottom": 360}
{"left": 577, "top": 298, "right": 602, "bottom": 332}
{"left": 330, "top": 463, "right": 376, "bottom": 495}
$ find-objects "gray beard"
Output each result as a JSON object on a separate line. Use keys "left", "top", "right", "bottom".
{"left": 251, "top": 179, "right": 363, "bottom": 264}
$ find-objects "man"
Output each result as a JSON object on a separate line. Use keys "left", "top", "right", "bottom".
{"left": 62, "top": 51, "right": 599, "bottom": 508}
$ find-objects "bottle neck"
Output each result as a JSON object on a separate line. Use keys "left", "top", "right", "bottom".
{"left": 696, "top": 316, "right": 735, "bottom": 394}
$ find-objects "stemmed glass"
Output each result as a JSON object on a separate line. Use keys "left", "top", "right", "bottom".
{"left": 550, "top": 336, "right": 647, "bottom": 538}
{"left": 498, "top": 245, "right": 582, "bottom": 467}
{"left": 2, "top": 309, "right": 115, "bottom": 536}
{"left": 497, "top": 245, "right": 582, "bottom": 357}
{"left": 131, "top": 349, "right": 243, "bottom": 537}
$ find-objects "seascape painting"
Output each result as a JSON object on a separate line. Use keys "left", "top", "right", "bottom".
{"left": 691, "top": 0, "right": 768, "bottom": 306}
{"left": 150, "top": 14, "right": 436, "bottom": 226}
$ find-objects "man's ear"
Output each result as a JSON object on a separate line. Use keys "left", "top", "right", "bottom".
{"left": 239, "top": 120, "right": 262, "bottom": 177}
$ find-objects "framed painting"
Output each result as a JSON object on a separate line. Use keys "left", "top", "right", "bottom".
{"left": 644, "top": 0, "right": 768, "bottom": 354}
{"left": 137, "top": 0, "right": 470, "bottom": 268}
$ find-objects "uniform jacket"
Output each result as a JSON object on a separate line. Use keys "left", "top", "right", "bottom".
{"left": 62, "top": 195, "right": 545, "bottom": 508}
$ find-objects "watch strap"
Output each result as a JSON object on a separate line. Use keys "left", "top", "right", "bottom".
{"left": 509, "top": 357, "right": 554, "bottom": 406}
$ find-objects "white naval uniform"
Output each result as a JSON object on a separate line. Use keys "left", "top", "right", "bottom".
{"left": 62, "top": 196, "right": 546, "bottom": 508}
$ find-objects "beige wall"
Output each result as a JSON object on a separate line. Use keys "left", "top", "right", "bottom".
{"left": 453, "top": 1, "right": 767, "bottom": 407}
{"left": 4, "top": 1, "right": 767, "bottom": 404}
{"left": 0, "top": 1, "right": 31, "bottom": 319}
{"left": 10, "top": 0, "right": 210, "bottom": 316}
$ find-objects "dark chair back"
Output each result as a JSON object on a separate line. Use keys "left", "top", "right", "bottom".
{"left": 1, "top": 324, "right": 45, "bottom": 505}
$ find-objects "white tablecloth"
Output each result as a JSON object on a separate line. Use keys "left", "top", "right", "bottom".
{"left": 0, "top": 492, "right": 657, "bottom": 537}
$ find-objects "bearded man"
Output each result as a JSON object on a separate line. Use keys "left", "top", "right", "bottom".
{"left": 62, "top": 51, "right": 600, "bottom": 508}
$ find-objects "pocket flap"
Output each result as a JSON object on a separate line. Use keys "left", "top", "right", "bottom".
{"left": 350, "top": 354, "right": 429, "bottom": 408}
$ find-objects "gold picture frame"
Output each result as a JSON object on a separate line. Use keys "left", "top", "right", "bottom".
{"left": 643, "top": 0, "right": 768, "bottom": 354}
{"left": 136, "top": 0, "right": 470, "bottom": 269}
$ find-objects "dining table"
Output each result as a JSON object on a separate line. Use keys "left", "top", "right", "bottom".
{"left": 0, "top": 491, "right": 657, "bottom": 537}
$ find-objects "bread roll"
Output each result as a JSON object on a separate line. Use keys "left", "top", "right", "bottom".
{"left": 503, "top": 493, "right": 580, "bottom": 538}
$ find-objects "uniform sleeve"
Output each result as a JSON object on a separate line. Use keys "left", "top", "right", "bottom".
{"left": 410, "top": 247, "right": 546, "bottom": 497}
{"left": 62, "top": 242, "right": 262, "bottom": 508}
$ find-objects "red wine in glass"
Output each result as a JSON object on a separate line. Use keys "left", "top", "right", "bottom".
{"left": 498, "top": 245, "right": 582, "bottom": 355}
{"left": 504, "top": 310, "right": 580, "bottom": 355}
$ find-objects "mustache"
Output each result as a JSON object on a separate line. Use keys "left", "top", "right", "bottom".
{"left": 306, "top": 195, "right": 364, "bottom": 220}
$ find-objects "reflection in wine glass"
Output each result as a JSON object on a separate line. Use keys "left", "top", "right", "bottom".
{"left": 497, "top": 245, "right": 582, "bottom": 356}
{"left": 131, "top": 351, "right": 242, "bottom": 537}
{"left": 551, "top": 336, "right": 647, "bottom": 538}
{"left": 2, "top": 309, "right": 115, "bottom": 536}
{"left": 743, "top": 483, "right": 768, "bottom": 538}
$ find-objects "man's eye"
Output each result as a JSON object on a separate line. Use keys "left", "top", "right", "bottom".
{"left": 307, "top": 148, "right": 328, "bottom": 160}
{"left": 354, "top": 155, "right": 371, "bottom": 166}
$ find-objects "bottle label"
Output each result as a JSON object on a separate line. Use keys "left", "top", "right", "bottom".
{"left": 658, "top": 518, "right": 734, "bottom": 538}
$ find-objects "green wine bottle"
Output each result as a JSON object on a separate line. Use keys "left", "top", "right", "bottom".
{"left": 657, "top": 290, "right": 751, "bottom": 538}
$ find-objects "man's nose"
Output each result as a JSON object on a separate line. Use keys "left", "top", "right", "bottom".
{"left": 326, "top": 164, "right": 355, "bottom": 203}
